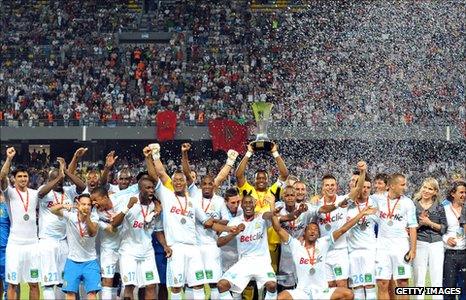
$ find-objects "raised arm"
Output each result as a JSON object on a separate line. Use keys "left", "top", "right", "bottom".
{"left": 111, "top": 196, "right": 138, "bottom": 227}
{"left": 271, "top": 215, "right": 290, "bottom": 243}
{"left": 213, "top": 150, "right": 239, "bottom": 190}
{"left": 38, "top": 158, "right": 66, "bottom": 198}
{"left": 333, "top": 206, "right": 377, "bottom": 241}
{"left": 143, "top": 146, "right": 160, "bottom": 184}
{"left": 149, "top": 143, "right": 171, "bottom": 185}
{"left": 99, "top": 151, "right": 118, "bottom": 186}
{"left": 347, "top": 161, "right": 367, "bottom": 200}
{"left": 0, "top": 147, "right": 16, "bottom": 191}
{"left": 270, "top": 142, "right": 289, "bottom": 181}
{"left": 181, "top": 143, "right": 194, "bottom": 187}
{"left": 83, "top": 211, "right": 98, "bottom": 237}
{"left": 235, "top": 143, "right": 254, "bottom": 187}
{"left": 68, "top": 147, "right": 88, "bottom": 174}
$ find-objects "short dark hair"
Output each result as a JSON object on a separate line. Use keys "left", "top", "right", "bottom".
{"left": 12, "top": 165, "right": 28, "bottom": 177}
{"left": 224, "top": 187, "right": 239, "bottom": 201}
{"left": 374, "top": 173, "right": 389, "bottom": 184}
{"left": 91, "top": 186, "right": 108, "bottom": 197}
{"left": 322, "top": 174, "right": 336, "bottom": 182}
{"left": 447, "top": 180, "right": 466, "bottom": 202}
{"left": 76, "top": 193, "right": 91, "bottom": 203}
{"left": 136, "top": 171, "right": 149, "bottom": 182}
{"left": 388, "top": 173, "right": 405, "bottom": 186}
{"left": 254, "top": 170, "right": 268, "bottom": 179}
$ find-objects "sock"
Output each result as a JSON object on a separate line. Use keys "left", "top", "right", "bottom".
{"left": 43, "top": 286, "right": 55, "bottom": 300}
{"left": 219, "top": 291, "right": 233, "bottom": 300}
{"left": 232, "top": 292, "right": 242, "bottom": 300}
{"left": 193, "top": 288, "right": 205, "bottom": 300}
{"left": 55, "top": 286, "right": 66, "bottom": 300}
{"left": 185, "top": 287, "right": 194, "bottom": 299}
{"left": 354, "top": 288, "right": 366, "bottom": 300}
{"left": 171, "top": 291, "right": 182, "bottom": 300}
{"left": 264, "top": 290, "right": 277, "bottom": 300}
{"left": 210, "top": 287, "right": 220, "bottom": 300}
{"left": 101, "top": 286, "right": 113, "bottom": 300}
{"left": 365, "top": 287, "right": 377, "bottom": 300}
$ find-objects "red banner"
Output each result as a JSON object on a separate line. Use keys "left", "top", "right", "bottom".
{"left": 208, "top": 119, "right": 248, "bottom": 154}
{"left": 156, "top": 110, "right": 177, "bottom": 141}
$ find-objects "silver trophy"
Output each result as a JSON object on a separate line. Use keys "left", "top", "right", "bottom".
{"left": 251, "top": 102, "right": 274, "bottom": 151}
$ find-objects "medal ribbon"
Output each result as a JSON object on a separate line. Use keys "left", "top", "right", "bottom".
{"left": 141, "top": 204, "right": 148, "bottom": 221}
{"left": 53, "top": 191, "right": 65, "bottom": 205}
{"left": 357, "top": 197, "right": 368, "bottom": 223}
{"left": 15, "top": 187, "right": 29, "bottom": 214}
{"left": 305, "top": 243, "right": 316, "bottom": 266}
{"left": 324, "top": 195, "right": 336, "bottom": 224}
{"left": 77, "top": 212, "right": 86, "bottom": 238}
{"left": 202, "top": 197, "right": 212, "bottom": 213}
{"left": 175, "top": 194, "right": 188, "bottom": 215}
{"left": 387, "top": 196, "right": 401, "bottom": 221}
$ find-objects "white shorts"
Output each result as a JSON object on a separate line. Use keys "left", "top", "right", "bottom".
{"left": 221, "top": 256, "right": 276, "bottom": 294}
{"left": 166, "top": 243, "right": 206, "bottom": 288}
{"left": 221, "top": 246, "right": 238, "bottom": 273}
{"left": 6, "top": 241, "right": 40, "bottom": 284}
{"left": 325, "top": 248, "right": 349, "bottom": 281}
{"left": 39, "top": 238, "right": 68, "bottom": 286}
{"left": 349, "top": 249, "right": 376, "bottom": 287}
{"left": 286, "top": 288, "right": 311, "bottom": 299}
{"left": 278, "top": 247, "right": 296, "bottom": 287}
{"left": 200, "top": 244, "right": 222, "bottom": 283}
{"left": 375, "top": 239, "right": 411, "bottom": 280}
{"left": 100, "top": 247, "right": 119, "bottom": 279}
{"left": 311, "top": 287, "right": 337, "bottom": 300}
{"left": 120, "top": 252, "right": 160, "bottom": 288}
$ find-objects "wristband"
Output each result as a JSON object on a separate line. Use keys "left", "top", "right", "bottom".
{"left": 122, "top": 207, "right": 129, "bottom": 215}
{"left": 245, "top": 151, "right": 253, "bottom": 158}
{"left": 272, "top": 151, "right": 280, "bottom": 158}
{"left": 152, "top": 152, "right": 160, "bottom": 161}
{"left": 226, "top": 158, "right": 235, "bottom": 167}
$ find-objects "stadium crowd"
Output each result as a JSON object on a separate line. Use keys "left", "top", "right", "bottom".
{"left": 1, "top": 1, "right": 464, "bottom": 127}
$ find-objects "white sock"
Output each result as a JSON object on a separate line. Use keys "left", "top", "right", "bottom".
{"left": 193, "top": 287, "right": 205, "bottom": 300}
{"left": 185, "top": 287, "right": 194, "bottom": 299}
{"left": 365, "top": 287, "right": 377, "bottom": 300}
{"left": 55, "top": 286, "right": 66, "bottom": 300}
{"left": 171, "top": 291, "right": 183, "bottom": 300}
{"left": 264, "top": 290, "right": 277, "bottom": 300}
{"left": 354, "top": 288, "right": 365, "bottom": 300}
{"left": 219, "top": 291, "right": 233, "bottom": 300}
{"left": 232, "top": 292, "right": 242, "bottom": 300}
{"left": 43, "top": 286, "right": 55, "bottom": 300}
{"left": 101, "top": 286, "right": 113, "bottom": 300}
{"left": 210, "top": 287, "right": 220, "bottom": 300}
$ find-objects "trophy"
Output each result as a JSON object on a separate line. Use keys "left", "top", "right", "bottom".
{"left": 251, "top": 102, "right": 274, "bottom": 151}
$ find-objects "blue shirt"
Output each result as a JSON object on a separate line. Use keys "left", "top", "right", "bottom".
{"left": 0, "top": 201, "right": 10, "bottom": 248}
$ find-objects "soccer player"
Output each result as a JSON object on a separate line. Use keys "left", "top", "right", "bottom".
{"left": 99, "top": 150, "right": 133, "bottom": 193}
{"left": 346, "top": 167, "right": 378, "bottom": 300}
{"left": 314, "top": 162, "right": 366, "bottom": 288}
{"left": 373, "top": 173, "right": 418, "bottom": 300}
{"left": 111, "top": 178, "right": 168, "bottom": 300}
{"left": 270, "top": 203, "right": 377, "bottom": 300}
{"left": 67, "top": 147, "right": 100, "bottom": 194}
{"left": 217, "top": 195, "right": 277, "bottom": 300}
{"left": 373, "top": 173, "right": 388, "bottom": 195}
{"left": 0, "top": 147, "right": 40, "bottom": 300}
{"left": 51, "top": 193, "right": 101, "bottom": 300}
{"left": 293, "top": 181, "right": 309, "bottom": 205}
{"left": 0, "top": 191, "right": 10, "bottom": 300}
{"left": 37, "top": 157, "right": 86, "bottom": 299}
{"left": 145, "top": 146, "right": 235, "bottom": 300}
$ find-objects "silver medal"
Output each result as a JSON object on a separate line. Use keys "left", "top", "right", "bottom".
{"left": 360, "top": 223, "right": 367, "bottom": 231}
{"left": 325, "top": 224, "right": 331, "bottom": 231}
{"left": 309, "top": 268, "right": 315, "bottom": 275}
{"left": 180, "top": 217, "right": 186, "bottom": 224}
{"left": 23, "top": 214, "right": 30, "bottom": 221}
{"left": 387, "top": 220, "right": 393, "bottom": 226}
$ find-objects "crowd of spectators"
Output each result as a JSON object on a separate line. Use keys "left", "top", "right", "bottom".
{"left": 0, "top": 0, "right": 464, "bottom": 128}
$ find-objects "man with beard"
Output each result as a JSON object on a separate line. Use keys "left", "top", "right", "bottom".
{"left": 217, "top": 195, "right": 277, "bottom": 300}
{"left": 0, "top": 147, "right": 40, "bottom": 300}
{"left": 271, "top": 203, "right": 377, "bottom": 300}
{"left": 144, "top": 146, "right": 236, "bottom": 300}
{"left": 37, "top": 157, "right": 86, "bottom": 299}
{"left": 111, "top": 178, "right": 165, "bottom": 300}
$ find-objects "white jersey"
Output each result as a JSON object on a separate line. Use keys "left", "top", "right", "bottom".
{"left": 118, "top": 195, "right": 163, "bottom": 258}
{"left": 276, "top": 201, "right": 315, "bottom": 239}
{"left": 372, "top": 193, "right": 418, "bottom": 242}
{"left": 443, "top": 204, "right": 465, "bottom": 250}
{"left": 62, "top": 209, "right": 99, "bottom": 262}
{"left": 219, "top": 207, "right": 243, "bottom": 268}
{"left": 155, "top": 181, "right": 209, "bottom": 246}
{"left": 221, "top": 213, "right": 270, "bottom": 261}
{"left": 189, "top": 185, "right": 227, "bottom": 245}
{"left": 3, "top": 185, "right": 39, "bottom": 244}
{"left": 285, "top": 235, "right": 334, "bottom": 292}
{"left": 38, "top": 186, "right": 77, "bottom": 240}
{"left": 108, "top": 184, "right": 120, "bottom": 194}
{"left": 315, "top": 195, "right": 348, "bottom": 250}
{"left": 96, "top": 192, "right": 131, "bottom": 250}
{"left": 346, "top": 197, "right": 378, "bottom": 251}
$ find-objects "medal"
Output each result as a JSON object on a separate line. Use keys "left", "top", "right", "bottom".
{"left": 180, "top": 217, "right": 186, "bottom": 224}
{"left": 387, "top": 220, "right": 393, "bottom": 226}
{"left": 15, "top": 187, "right": 30, "bottom": 221}
{"left": 360, "top": 223, "right": 367, "bottom": 231}
{"left": 386, "top": 195, "right": 401, "bottom": 227}
{"left": 325, "top": 224, "right": 331, "bottom": 231}
{"left": 309, "top": 268, "right": 315, "bottom": 275}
